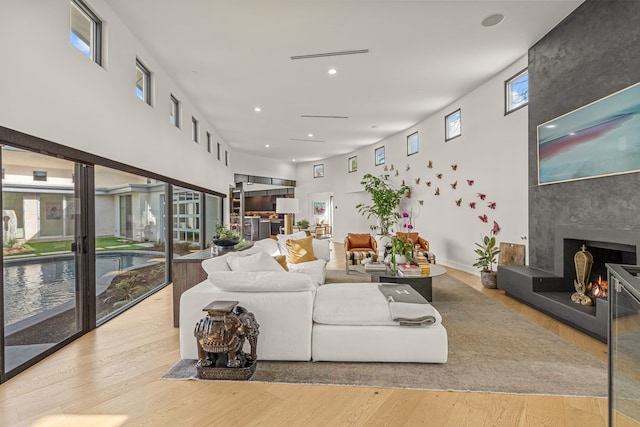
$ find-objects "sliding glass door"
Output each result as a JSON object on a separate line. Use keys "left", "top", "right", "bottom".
{"left": 94, "top": 166, "right": 169, "bottom": 323}
{"left": 1, "top": 147, "right": 83, "bottom": 374}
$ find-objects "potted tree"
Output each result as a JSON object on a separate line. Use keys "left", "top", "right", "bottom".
{"left": 356, "top": 174, "right": 410, "bottom": 249}
{"left": 473, "top": 235, "right": 501, "bottom": 288}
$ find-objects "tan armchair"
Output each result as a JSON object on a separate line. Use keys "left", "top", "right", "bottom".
{"left": 344, "top": 233, "right": 377, "bottom": 273}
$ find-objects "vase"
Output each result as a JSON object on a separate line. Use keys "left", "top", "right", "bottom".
{"left": 480, "top": 271, "right": 498, "bottom": 289}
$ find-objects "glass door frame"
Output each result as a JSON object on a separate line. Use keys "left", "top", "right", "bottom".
{"left": 0, "top": 125, "right": 226, "bottom": 383}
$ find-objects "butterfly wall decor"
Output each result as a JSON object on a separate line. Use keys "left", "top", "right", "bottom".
{"left": 488, "top": 202, "right": 496, "bottom": 209}
{"left": 436, "top": 173, "right": 443, "bottom": 179}
{"left": 455, "top": 198, "right": 462, "bottom": 206}
{"left": 477, "top": 193, "right": 486, "bottom": 200}
{"left": 405, "top": 164, "right": 411, "bottom": 171}
{"left": 418, "top": 200, "right": 424, "bottom": 205}
{"left": 469, "top": 202, "right": 476, "bottom": 209}
{"left": 451, "top": 164, "right": 457, "bottom": 171}
{"left": 451, "top": 181, "right": 457, "bottom": 190}
{"left": 427, "top": 160, "right": 433, "bottom": 168}
{"left": 426, "top": 181, "right": 431, "bottom": 187}
{"left": 415, "top": 177, "right": 421, "bottom": 184}
{"left": 478, "top": 214, "right": 488, "bottom": 223}
{"left": 491, "top": 221, "right": 501, "bottom": 235}
{"left": 467, "top": 179, "right": 474, "bottom": 186}
{"left": 434, "top": 187, "right": 440, "bottom": 196}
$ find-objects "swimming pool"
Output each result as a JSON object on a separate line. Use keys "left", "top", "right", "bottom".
{"left": 3, "top": 252, "right": 163, "bottom": 325}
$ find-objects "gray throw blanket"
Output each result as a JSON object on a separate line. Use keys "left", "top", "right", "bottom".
{"left": 378, "top": 284, "right": 437, "bottom": 326}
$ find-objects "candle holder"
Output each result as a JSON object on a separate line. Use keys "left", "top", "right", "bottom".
{"left": 571, "top": 245, "right": 594, "bottom": 306}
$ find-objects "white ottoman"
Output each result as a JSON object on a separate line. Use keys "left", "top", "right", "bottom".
{"left": 312, "top": 283, "right": 448, "bottom": 363}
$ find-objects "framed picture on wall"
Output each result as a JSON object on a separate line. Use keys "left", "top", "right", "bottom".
{"left": 538, "top": 81, "right": 640, "bottom": 185}
{"left": 313, "top": 164, "right": 324, "bottom": 178}
{"left": 348, "top": 156, "right": 358, "bottom": 173}
{"left": 313, "top": 201, "right": 326, "bottom": 215}
{"left": 407, "top": 131, "right": 419, "bottom": 156}
{"left": 375, "top": 146, "right": 385, "bottom": 166}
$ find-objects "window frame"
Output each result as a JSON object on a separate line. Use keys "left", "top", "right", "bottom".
{"left": 192, "top": 117, "right": 199, "bottom": 143}
{"left": 33, "top": 170, "right": 48, "bottom": 182}
{"left": 70, "top": 0, "right": 102, "bottom": 65}
{"left": 445, "top": 109, "right": 462, "bottom": 142}
{"left": 505, "top": 68, "right": 529, "bottom": 115}
{"left": 217, "top": 142, "right": 221, "bottom": 161}
{"left": 206, "top": 132, "right": 212, "bottom": 153}
{"left": 170, "top": 95, "right": 180, "bottom": 128}
{"left": 135, "top": 59, "right": 151, "bottom": 105}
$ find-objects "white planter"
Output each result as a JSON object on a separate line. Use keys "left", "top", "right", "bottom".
{"left": 375, "top": 234, "right": 392, "bottom": 256}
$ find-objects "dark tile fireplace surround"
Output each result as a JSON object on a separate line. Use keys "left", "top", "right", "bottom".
{"left": 498, "top": 226, "right": 639, "bottom": 342}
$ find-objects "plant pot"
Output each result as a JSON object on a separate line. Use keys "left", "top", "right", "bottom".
{"left": 480, "top": 270, "right": 498, "bottom": 289}
{"left": 212, "top": 237, "right": 240, "bottom": 247}
{"left": 375, "top": 234, "right": 392, "bottom": 256}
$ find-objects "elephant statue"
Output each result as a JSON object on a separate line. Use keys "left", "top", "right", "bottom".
{"left": 194, "top": 302, "right": 259, "bottom": 369}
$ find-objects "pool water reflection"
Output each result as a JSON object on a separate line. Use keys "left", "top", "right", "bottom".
{"left": 3, "top": 253, "right": 160, "bottom": 325}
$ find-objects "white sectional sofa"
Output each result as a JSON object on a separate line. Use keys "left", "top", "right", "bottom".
{"left": 179, "top": 233, "right": 448, "bottom": 363}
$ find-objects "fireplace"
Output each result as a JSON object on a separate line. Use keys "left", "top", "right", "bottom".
{"left": 498, "top": 225, "right": 640, "bottom": 342}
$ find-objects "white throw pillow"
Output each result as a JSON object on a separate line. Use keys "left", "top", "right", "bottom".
{"left": 226, "top": 251, "right": 284, "bottom": 272}
{"left": 207, "top": 271, "right": 315, "bottom": 292}
{"left": 253, "top": 238, "right": 281, "bottom": 256}
{"left": 201, "top": 254, "right": 232, "bottom": 273}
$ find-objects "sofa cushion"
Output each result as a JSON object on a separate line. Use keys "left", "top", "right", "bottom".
{"left": 207, "top": 271, "right": 315, "bottom": 292}
{"left": 201, "top": 254, "right": 232, "bottom": 273}
{"left": 253, "top": 238, "right": 280, "bottom": 256}
{"left": 313, "top": 283, "right": 442, "bottom": 326}
{"left": 287, "top": 236, "right": 317, "bottom": 264}
{"left": 287, "top": 258, "right": 326, "bottom": 285}
{"left": 226, "top": 251, "right": 284, "bottom": 272}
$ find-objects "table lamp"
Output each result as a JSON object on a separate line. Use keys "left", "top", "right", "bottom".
{"left": 276, "top": 198, "right": 299, "bottom": 235}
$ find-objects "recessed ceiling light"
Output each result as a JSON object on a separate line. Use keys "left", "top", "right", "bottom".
{"left": 292, "top": 159, "right": 296, "bottom": 162}
{"left": 265, "top": 144, "right": 270, "bottom": 148}
{"left": 254, "top": 107, "right": 261, "bottom": 112}
{"left": 328, "top": 68, "right": 337, "bottom": 75}
{"left": 308, "top": 133, "right": 314, "bottom": 137}
{"left": 481, "top": 13, "right": 504, "bottom": 27}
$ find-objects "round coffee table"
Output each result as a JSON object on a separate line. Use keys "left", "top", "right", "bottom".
{"left": 354, "top": 264, "right": 446, "bottom": 302}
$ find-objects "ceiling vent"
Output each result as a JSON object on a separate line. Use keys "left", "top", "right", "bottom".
{"left": 289, "top": 138, "right": 325, "bottom": 143}
{"left": 300, "top": 115, "right": 349, "bottom": 119}
{"left": 290, "top": 49, "right": 369, "bottom": 60}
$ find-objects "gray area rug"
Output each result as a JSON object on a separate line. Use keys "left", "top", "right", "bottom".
{"left": 164, "top": 271, "right": 607, "bottom": 396}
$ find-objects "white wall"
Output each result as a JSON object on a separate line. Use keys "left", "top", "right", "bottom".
{"left": 0, "top": 0, "right": 234, "bottom": 195}
{"left": 296, "top": 57, "right": 529, "bottom": 274}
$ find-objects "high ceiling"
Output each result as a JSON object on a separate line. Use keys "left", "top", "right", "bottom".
{"left": 105, "top": 0, "right": 582, "bottom": 164}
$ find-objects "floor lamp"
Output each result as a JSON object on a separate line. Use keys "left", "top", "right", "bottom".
{"left": 276, "top": 198, "right": 299, "bottom": 235}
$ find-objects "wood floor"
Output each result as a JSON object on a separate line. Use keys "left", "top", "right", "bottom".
{"left": 0, "top": 243, "right": 611, "bottom": 427}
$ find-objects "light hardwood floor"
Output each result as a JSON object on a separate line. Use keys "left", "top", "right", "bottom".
{"left": 0, "top": 243, "right": 610, "bottom": 427}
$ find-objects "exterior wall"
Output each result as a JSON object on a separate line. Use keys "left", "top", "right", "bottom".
{"left": 95, "top": 195, "right": 114, "bottom": 237}
{"left": 296, "top": 57, "right": 530, "bottom": 274}
{"left": 0, "top": 0, "right": 234, "bottom": 195}
{"left": 528, "top": 0, "right": 640, "bottom": 271}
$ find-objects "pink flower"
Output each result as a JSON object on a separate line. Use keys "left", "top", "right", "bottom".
{"left": 402, "top": 212, "right": 410, "bottom": 218}
{"left": 407, "top": 224, "right": 414, "bottom": 230}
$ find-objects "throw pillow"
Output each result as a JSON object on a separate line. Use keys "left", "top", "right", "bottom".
{"left": 273, "top": 255, "right": 289, "bottom": 271}
{"left": 226, "top": 251, "right": 283, "bottom": 272}
{"left": 348, "top": 233, "right": 372, "bottom": 248}
{"left": 277, "top": 231, "right": 307, "bottom": 260}
{"left": 286, "top": 236, "right": 317, "bottom": 264}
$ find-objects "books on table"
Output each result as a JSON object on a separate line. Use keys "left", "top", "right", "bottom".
{"left": 364, "top": 261, "right": 388, "bottom": 271}
{"left": 397, "top": 264, "right": 422, "bottom": 277}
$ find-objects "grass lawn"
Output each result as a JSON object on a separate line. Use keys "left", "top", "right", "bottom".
{"left": 7, "top": 237, "right": 151, "bottom": 257}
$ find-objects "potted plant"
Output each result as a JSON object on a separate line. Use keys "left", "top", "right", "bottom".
{"left": 296, "top": 219, "right": 310, "bottom": 228}
{"left": 473, "top": 235, "right": 501, "bottom": 288}
{"left": 387, "top": 235, "right": 415, "bottom": 268}
{"left": 356, "top": 173, "right": 410, "bottom": 240}
{"left": 212, "top": 223, "right": 241, "bottom": 247}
